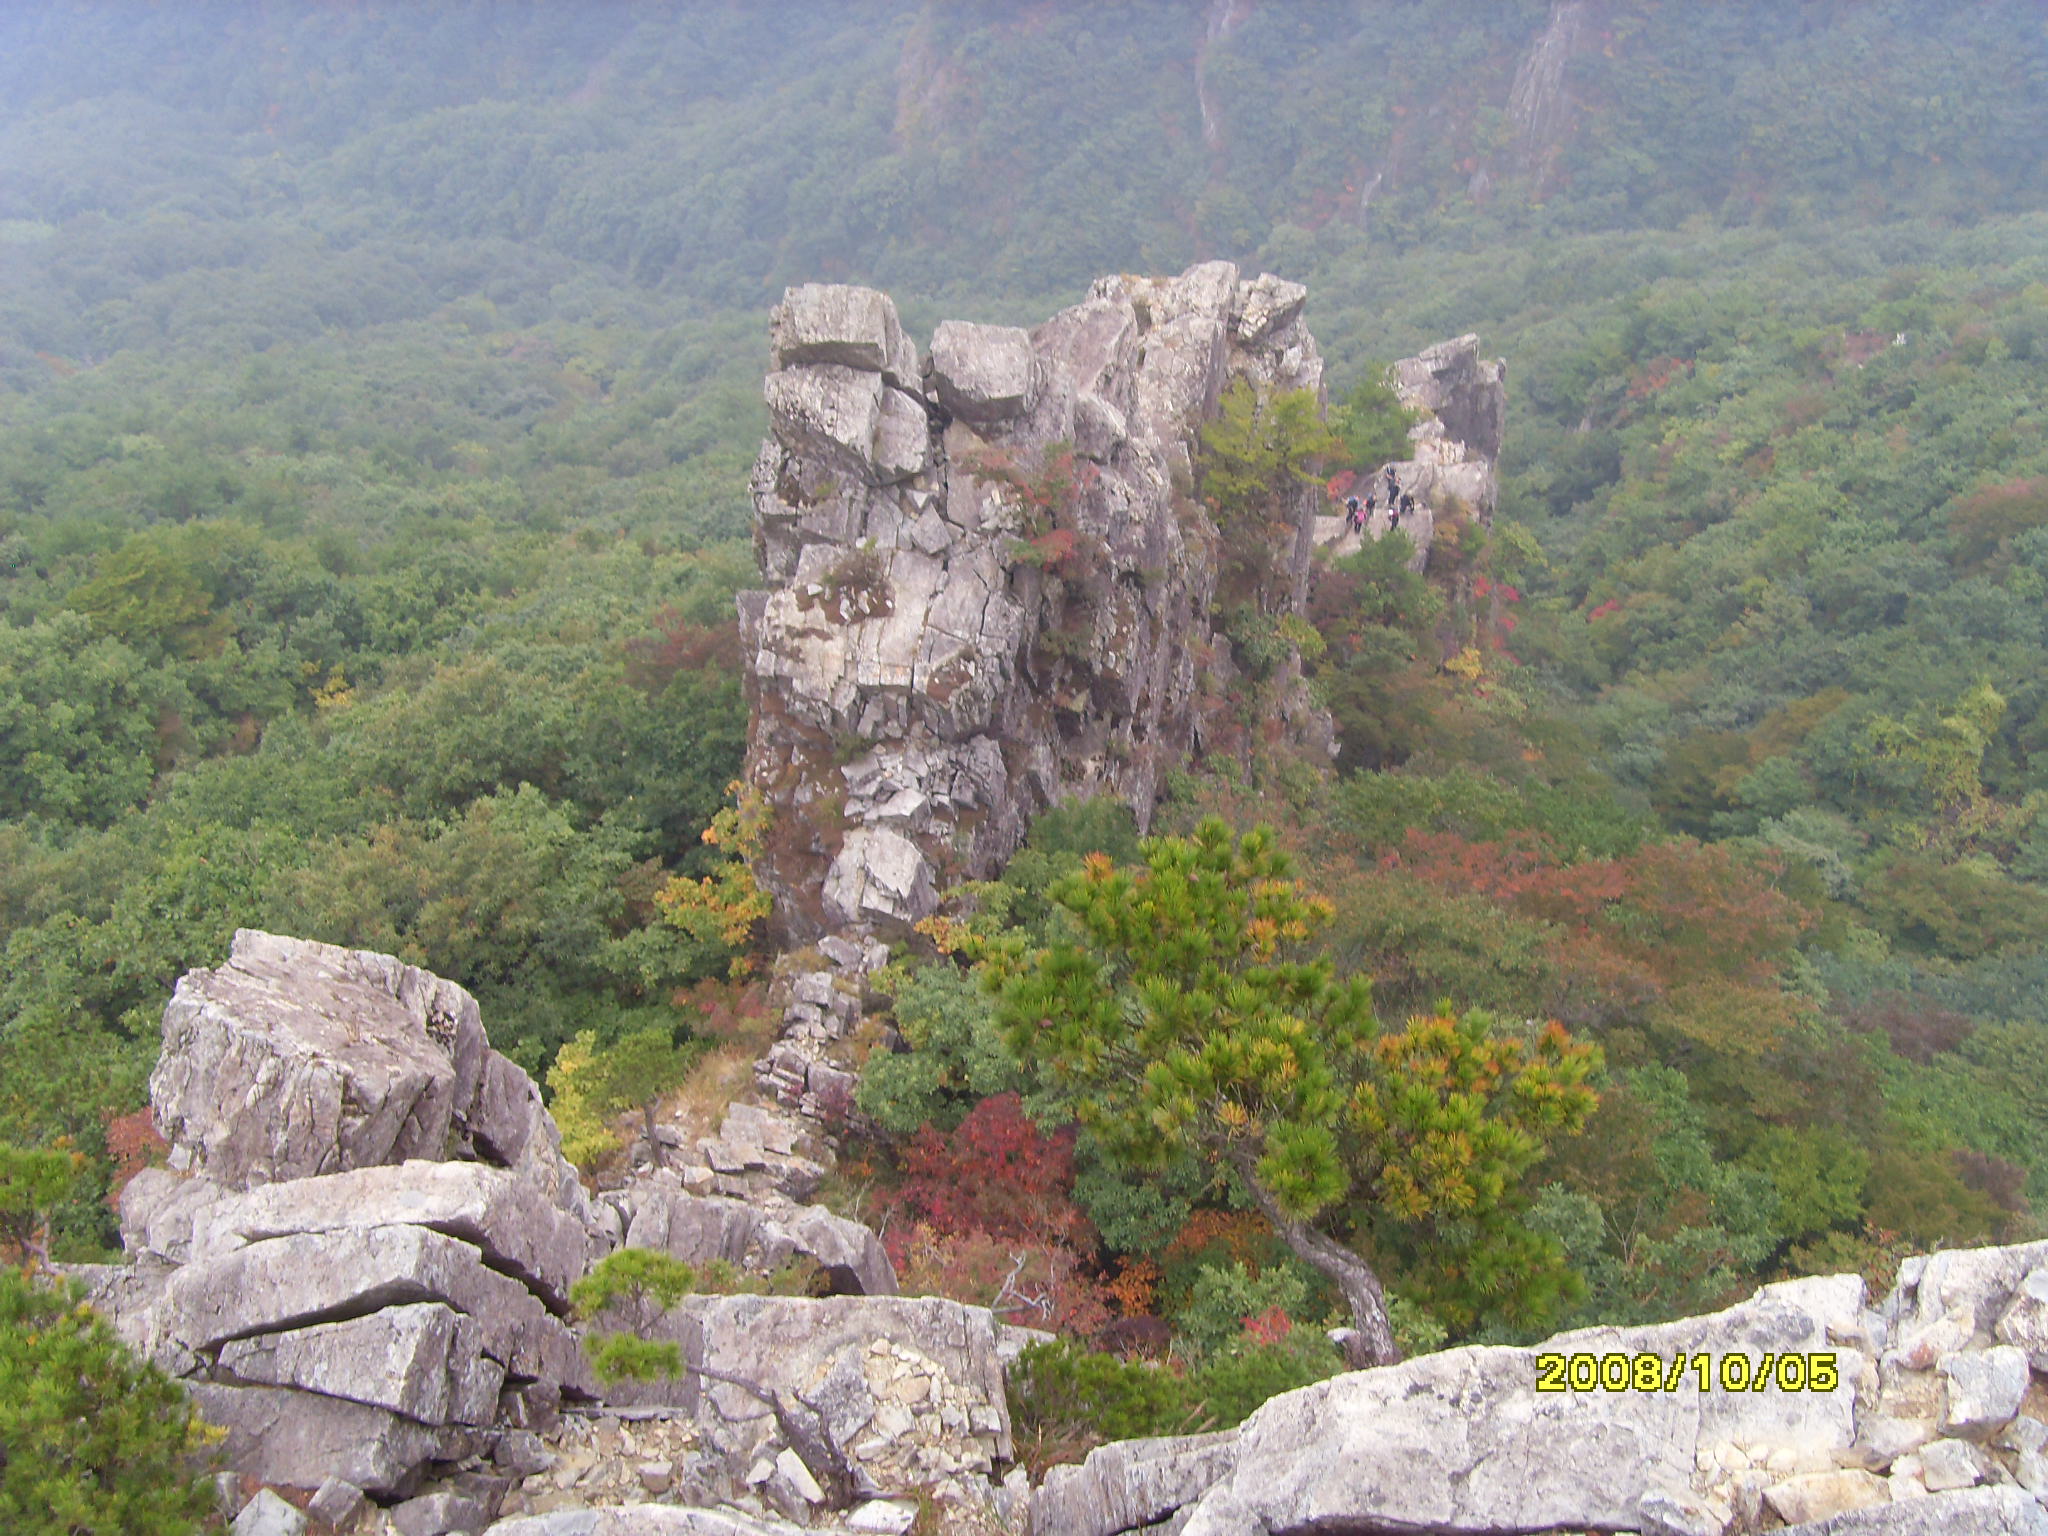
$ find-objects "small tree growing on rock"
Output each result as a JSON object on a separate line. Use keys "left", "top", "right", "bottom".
{"left": 572, "top": 1249, "right": 855, "bottom": 1507}
{"left": 657, "top": 780, "right": 774, "bottom": 979}
{"left": 1197, "top": 382, "right": 1339, "bottom": 615}
{"left": 976, "top": 818, "right": 1601, "bottom": 1366}
{"left": 0, "top": 1140, "right": 221, "bottom": 1533}
{"left": 0, "top": 1140, "right": 87, "bottom": 1272}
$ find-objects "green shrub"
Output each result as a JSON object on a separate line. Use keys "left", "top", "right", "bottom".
{"left": 1008, "top": 1330, "right": 1345, "bottom": 1471}
{"left": 0, "top": 1269, "right": 220, "bottom": 1534}
{"left": 1172, "top": 1260, "right": 1312, "bottom": 1359}
{"left": 1189, "top": 1330, "right": 1344, "bottom": 1426}
{"left": 584, "top": 1332, "right": 683, "bottom": 1386}
{"left": 1008, "top": 1339, "right": 1197, "bottom": 1453}
{"left": 570, "top": 1247, "right": 703, "bottom": 1317}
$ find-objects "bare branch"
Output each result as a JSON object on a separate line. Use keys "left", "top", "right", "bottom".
{"left": 689, "top": 1362, "right": 861, "bottom": 1509}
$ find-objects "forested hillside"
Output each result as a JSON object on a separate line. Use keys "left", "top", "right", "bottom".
{"left": 3, "top": 0, "right": 2047, "bottom": 1373}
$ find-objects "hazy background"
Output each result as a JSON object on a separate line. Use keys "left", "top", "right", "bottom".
{"left": 3, "top": 3, "right": 2047, "bottom": 1319}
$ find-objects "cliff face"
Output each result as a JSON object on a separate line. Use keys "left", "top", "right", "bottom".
{"left": 738, "top": 262, "right": 1325, "bottom": 942}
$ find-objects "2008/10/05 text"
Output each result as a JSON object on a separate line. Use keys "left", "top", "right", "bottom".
{"left": 1534, "top": 1351, "right": 1841, "bottom": 1393}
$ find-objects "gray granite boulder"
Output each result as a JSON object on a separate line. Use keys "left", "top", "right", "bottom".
{"left": 91, "top": 937, "right": 621, "bottom": 1506}
{"left": 772, "top": 283, "right": 913, "bottom": 380}
{"left": 216, "top": 1302, "right": 503, "bottom": 1427}
{"left": 160, "top": 1223, "right": 589, "bottom": 1389}
{"left": 188, "top": 1381, "right": 467, "bottom": 1497}
{"left": 391, "top": 1490, "right": 492, "bottom": 1536}
{"left": 229, "top": 1489, "right": 307, "bottom": 1536}
{"left": 1179, "top": 1273, "right": 1865, "bottom": 1536}
{"left": 1033, "top": 1431, "right": 1241, "bottom": 1536}
{"left": 764, "top": 365, "right": 887, "bottom": 486}
{"left": 144, "top": 1159, "right": 593, "bottom": 1311}
{"left": 1390, "top": 331, "right": 1508, "bottom": 466}
{"left": 926, "top": 320, "right": 1038, "bottom": 425}
{"left": 1776, "top": 1486, "right": 2048, "bottom": 1533}
{"left": 582, "top": 1294, "right": 1010, "bottom": 1494}
{"left": 1996, "top": 1264, "right": 2048, "bottom": 1369}
{"left": 145, "top": 931, "right": 596, "bottom": 1228}
{"left": 151, "top": 929, "right": 489, "bottom": 1189}
{"left": 1940, "top": 1343, "right": 2030, "bottom": 1438}
{"left": 614, "top": 1179, "right": 895, "bottom": 1296}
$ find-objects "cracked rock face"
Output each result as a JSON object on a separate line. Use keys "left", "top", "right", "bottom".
{"left": 77, "top": 932, "right": 973, "bottom": 1529}
{"left": 148, "top": 929, "right": 592, "bottom": 1221}
{"left": 73, "top": 932, "right": 612, "bottom": 1502}
{"left": 572, "top": 1293, "right": 1013, "bottom": 1493}
{"left": 741, "top": 262, "right": 1327, "bottom": 941}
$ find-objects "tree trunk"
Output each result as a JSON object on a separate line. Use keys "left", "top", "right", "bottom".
{"left": 1231, "top": 1149, "right": 1400, "bottom": 1369}
{"left": 692, "top": 1363, "right": 860, "bottom": 1509}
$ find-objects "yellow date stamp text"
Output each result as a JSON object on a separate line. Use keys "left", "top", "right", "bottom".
{"left": 1533, "top": 1351, "right": 1840, "bottom": 1394}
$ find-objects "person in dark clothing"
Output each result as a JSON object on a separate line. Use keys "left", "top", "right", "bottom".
{"left": 1344, "top": 495, "right": 1362, "bottom": 530}
{"left": 1383, "top": 466, "right": 1400, "bottom": 502}
{"left": 1361, "top": 490, "right": 1376, "bottom": 530}
{"left": 1398, "top": 490, "right": 1416, "bottom": 524}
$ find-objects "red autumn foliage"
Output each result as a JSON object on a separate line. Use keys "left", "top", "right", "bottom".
{"left": 878, "top": 1095, "right": 1117, "bottom": 1335}
{"left": 1625, "top": 355, "right": 1692, "bottom": 400}
{"left": 1241, "top": 1304, "right": 1294, "bottom": 1345}
{"left": 1163, "top": 1209, "right": 1280, "bottom": 1275}
{"left": 889, "top": 1093, "right": 1094, "bottom": 1250}
{"left": 1096, "top": 1313, "right": 1173, "bottom": 1359}
{"left": 1391, "top": 830, "right": 1808, "bottom": 980}
{"left": 623, "top": 607, "right": 742, "bottom": 694}
{"left": 1380, "top": 830, "right": 1814, "bottom": 1060}
{"left": 1948, "top": 477, "right": 2048, "bottom": 571}
{"left": 102, "top": 1108, "right": 168, "bottom": 1212}
{"left": 1030, "top": 527, "right": 1079, "bottom": 569}
{"left": 1952, "top": 1150, "right": 2030, "bottom": 1218}
{"left": 672, "top": 978, "right": 772, "bottom": 1041}
{"left": 1587, "top": 598, "right": 1624, "bottom": 622}
{"left": 888, "top": 1221, "right": 1114, "bottom": 1336}
{"left": 1834, "top": 989, "right": 1975, "bottom": 1065}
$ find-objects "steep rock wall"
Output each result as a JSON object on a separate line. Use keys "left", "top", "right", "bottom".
{"left": 738, "top": 262, "right": 1325, "bottom": 942}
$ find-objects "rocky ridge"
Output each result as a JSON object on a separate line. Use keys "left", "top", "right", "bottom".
{"left": 734, "top": 271, "right": 1506, "bottom": 1136}
{"left": 63, "top": 933, "right": 2048, "bottom": 1536}
{"left": 1309, "top": 332, "right": 1506, "bottom": 569}
{"left": 738, "top": 262, "right": 1330, "bottom": 948}
{"left": 74, "top": 933, "right": 1018, "bottom": 1536}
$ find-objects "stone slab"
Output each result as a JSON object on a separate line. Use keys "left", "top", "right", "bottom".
{"left": 218, "top": 1302, "right": 504, "bottom": 1427}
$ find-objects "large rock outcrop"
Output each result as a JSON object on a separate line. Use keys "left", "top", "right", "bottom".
{"left": 737, "top": 278, "right": 1504, "bottom": 1130}
{"left": 609, "top": 1172, "right": 896, "bottom": 1298}
{"left": 1042, "top": 1241, "right": 2048, "bottom": 1536}
{"left": 1311, "top": 332, "right": 1507, "bottom": 571}
{"left": 739, "top": 264, "right": 1326, "bottom": 945}
{"left": 75, "top": 933, "right": 986, "bottom": 1532}
{"left": 148, "top": 927, "right": 594, "bottom": 1222}
{"left": 87, "top": 938, "right": 2048, "bottom": 1536}
{"left": 78, "top": 932, "right": 613, "bottom": 1505}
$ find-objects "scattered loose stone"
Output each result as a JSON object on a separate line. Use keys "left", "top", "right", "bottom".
{"left": 307, "top": 1478, "right": 366, "bottom": 1532}
{"left": 230, "top": 1489, "right": 308, "bottom": 1536}
{"left": 1941, "top": 1344, "right": 2030, "bottom": 1437}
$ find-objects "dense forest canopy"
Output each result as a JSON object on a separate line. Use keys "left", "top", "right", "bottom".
{"left": 3, "top": 0, "right": 2047, "bottom": 1379}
